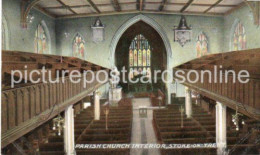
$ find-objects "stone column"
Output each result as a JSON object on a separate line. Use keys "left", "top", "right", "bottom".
{"left": 216, "top": 101, "right": 227, "bottom": 155}
{"left": 64, "top": 105, "right": 75, "bottom": 155}
{"left": 94, "top": 91, "right": 100, "bottom": 120}
{"left": 195, "top": 94, "right": 200, "bottom": 105}
{"left": 185, "top": 87, "right": 192, "bottom": 118}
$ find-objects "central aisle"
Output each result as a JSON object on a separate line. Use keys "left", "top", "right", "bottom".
{"left": 130, "top": 98, "right": 161, "bottom": 155}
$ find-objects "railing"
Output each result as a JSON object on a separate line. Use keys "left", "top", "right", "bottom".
{"left": 1, "top": 71, "right": 108, "bottom": 148}
{"left": 173, "top": 69, "right": 260, "bottom": 119}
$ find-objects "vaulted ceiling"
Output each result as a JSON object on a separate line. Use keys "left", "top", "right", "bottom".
{"left": 35, "top": 0, "right": 246, "bottom": 18}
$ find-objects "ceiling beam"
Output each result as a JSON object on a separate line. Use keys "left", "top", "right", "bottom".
{"left": 159, "top": 0, "right": 168, "bottom": 11}
{"left": 45, "top": 5, "right": 91, "bottom": 9}
{"left": 56, "top": 0, "right": 77, "bottom": 14}
{"left": 43, "top": 2, "right": 236, "bottom": 9}
{"left": 224, "top": 2, "right": 246, "bottom": 15}
{"left": 33, "top": 5, "right": 56, "bottom": 18}
{"left": 137, "top": 0, "right": 145, "bottom": 11}
{"left": 204, "top": 0, "right": 224, "bottom": 13}
{"left": 111, "top": 0, "right": 121, "bottom": 12}
{"left": 86, "top": 0, "right": 101, "bottom": 13}
{"left": 180, "top": 0, "right": 194, "bottom": 12}
{"left": 45, "top": 2, "right": 136, "bottom": 9}
{"left": 140, "top": 0, "right": 144, "bottom": 11}
{"left": 147, "top": 2, "right": 235, "bottom": 7}
{"left": 57, "top": 9, "right": 223, "bottom": 19}
{"left": 137, "top": 0, "right": 139, "bottom": 10}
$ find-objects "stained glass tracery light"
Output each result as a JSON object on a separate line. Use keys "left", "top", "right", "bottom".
{"left": 196, "top": 32, "right": 208, "bottom": 58}
{"left": 72, "top": 33, "right": 85, "bottom": 59}
{"left": 233, "top": 22, "right": 246, "bottom": 51}
{"left": 129, "top": 34, "right": 151, "bottom": 79}
{"left": 34, "top": 24, "right": 48, "bottom": 54}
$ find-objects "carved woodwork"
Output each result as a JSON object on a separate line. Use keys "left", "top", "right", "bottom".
{"left": 1, "top": 50, "right": 109, "bottom": 148}
{"left": 173, "top": 49, "right": 260, "bottom": 120}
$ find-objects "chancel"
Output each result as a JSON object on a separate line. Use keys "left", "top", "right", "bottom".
{"left": 1, "top": 0, "right": 260, "bottom": 155}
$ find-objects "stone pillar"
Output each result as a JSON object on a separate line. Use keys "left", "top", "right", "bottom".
{"left": 167, "top": 84, "right": 171, "bottom": 105}
{"left": 94, "top": 91, "right": 100, "bottom": 120}
{"left": 216, "top": 101, "right": 227, "bottom": 155}
{"left": 195, "top": 94, "right": 200, "bottom": 105}
{"left": 64, "top": 105, "right": 75, "bottom": 155}
{"left": 185, "top": 87, "right": 192, "bottom": 118}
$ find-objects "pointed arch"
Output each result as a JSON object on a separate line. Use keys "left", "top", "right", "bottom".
{"left": 196, "top": 32, "right": 209, "bottom": 58}
{"left": 72, "top": 33, "right": 85, "bottom": 59}
{"left": 110, "top": 14, "right": 172, "bottom": 67}
{"left": 2, "top": 12, "right": 10, "bottom": 50}
{"left": 110, "top": 14, "right": 173, "bottom": 104}
{"left": 230, "top": 19, "right": 247, "bottom": 51}
{"left": 34, "top": 20, "right": 51, "bottom": 54}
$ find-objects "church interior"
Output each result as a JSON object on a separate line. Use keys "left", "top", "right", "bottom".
{"left": 1, "top": 0, "right": 260, "bottom": 155}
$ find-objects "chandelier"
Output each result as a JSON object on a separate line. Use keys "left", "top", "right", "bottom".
{"left": 232, "top": 106, "right": 245, "bottom": 131}
{"left": 52, "top": 114, "right": 65, "bottom": 136}
{"left": 174, "top": 15, "right": 192, "bottom": 47}
{"left": 26, "top": 13, "right": 34, "bottom": 23}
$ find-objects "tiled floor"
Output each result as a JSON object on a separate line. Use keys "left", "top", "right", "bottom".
{"left": 130, "top": 98, "right": 161, "bottom": 155}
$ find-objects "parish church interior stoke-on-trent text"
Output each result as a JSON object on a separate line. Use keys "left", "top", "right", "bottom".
{"left": 1, "top": 0, "right": 260, "bottom": 155}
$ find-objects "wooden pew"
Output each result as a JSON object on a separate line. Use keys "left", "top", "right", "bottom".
{"left": 75, "top": 99, "right": 133, "bottom": 154}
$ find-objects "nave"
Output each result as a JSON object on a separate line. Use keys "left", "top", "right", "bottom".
{"left": 4, "top": 94, "right": 259, "bottom": 155}
{"left": 2, "top": 49, "right": 260, "bottom": 155}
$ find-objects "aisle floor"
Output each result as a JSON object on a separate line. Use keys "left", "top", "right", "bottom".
{"left": 130, "top": 98, "right": 161, "bottom": 155}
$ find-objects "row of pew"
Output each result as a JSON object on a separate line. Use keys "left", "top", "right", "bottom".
{"left": 153, "top": 102, "right": 260, "bottom": 155}
{"left": 38, "top": 98, "right": 133, "bottom": 155}
{"left": 37, "top": 105, "right": 92, "bottom": 155}
{"left": 153, "top": 103, "right": 217, "bottom": 154}
{"left": 76, "top": 104, "right": 132, "bottom": 155}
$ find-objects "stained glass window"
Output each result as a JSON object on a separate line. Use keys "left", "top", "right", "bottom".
{"left": 34, "top": 24, "right": 48, "bottom": 54}
{"left": 196, "top": 32, "right": 208, "bottom": 58}
{"left": 233, "top": 22, "right": 246, "bottom": 51}
{"left": 134, "top": 49, "right": 138, "bottom": 66}
{"left": 129, "top": 34, "right": 151, "bottom": 78}
{"left": 138, "top": 49, "right": 142, "bottom": 66}
{"left": 72, "top": 33, "right": 85, "bottom": 59}
{"left": 129, "top": 49, "right": 133, "bottom": 66}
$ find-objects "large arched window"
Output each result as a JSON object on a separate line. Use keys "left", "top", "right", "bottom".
{"left": 196, "top": 32, "right": 209, "bottom": 58}
{"left": 72, "top": 33, "right": 85, "bottom": 59}
{"left": 34, "top": 24, "right": 48, "bottom": 54}
{"left": 233, "top": 21, "right": 246, "bottom": 51}
{"left": 129, "top": 34, "right": 151, "bottom": 79}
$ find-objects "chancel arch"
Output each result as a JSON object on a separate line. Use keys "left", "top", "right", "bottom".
{"left": 115, "top": 21, "right": 168, "bottom": 102}
{"left": 110, "top": 14, "right": 172, "bottom": 67}
{"left": 111, "top": 14, "right": 172, "bottom": 104}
